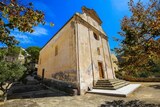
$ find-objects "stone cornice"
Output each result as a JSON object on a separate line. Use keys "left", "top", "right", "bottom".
{"left": 82, "top": 6, "right": 102, "bottom": 25}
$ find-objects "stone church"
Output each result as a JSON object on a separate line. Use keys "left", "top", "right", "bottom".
{"left": 38, "top": 7, "right": 119, "bottom": 95}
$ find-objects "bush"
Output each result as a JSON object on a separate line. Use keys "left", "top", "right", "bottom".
{"left": 123, "top": 76, "right": 160, "bottom": 82}
{"left": 139, "top": 72, "right": 150, "bottom": 78}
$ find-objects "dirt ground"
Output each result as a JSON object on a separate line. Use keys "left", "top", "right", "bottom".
{"left": 0, "top": 82, "right": 160, "bottom": 107}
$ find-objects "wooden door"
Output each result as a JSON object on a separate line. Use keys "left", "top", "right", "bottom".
{"left": 98, "top": 62, "right": 104, "bottom": 79}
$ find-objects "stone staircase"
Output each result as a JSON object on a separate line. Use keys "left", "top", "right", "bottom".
{"left": 7, "top": 76, "right": 68, "bottom": 99}
{"left": 93, "top": 79, "right": 129, "bottom": 90}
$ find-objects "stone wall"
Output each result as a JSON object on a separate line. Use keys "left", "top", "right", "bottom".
{"left": 38, "top": 19, "right": 77, "bottom": 83}
{"left": 43, "top": 78, "right": 78, "bottom": 95}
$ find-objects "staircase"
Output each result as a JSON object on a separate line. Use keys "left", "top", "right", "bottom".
{"left": 8, "top": 76, "right": 68, "bottom": 99}
{"left": 93, "top": 79, "right": 129, "bottom": 90}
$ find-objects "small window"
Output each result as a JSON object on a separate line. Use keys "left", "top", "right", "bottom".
{"left": 97, "top": 47, "right": 100, "bottom": 55}
{"left": 39, "top": 58, "right": 41, "bottom": 64}
{"left": 93, "top": 33, "right": 99, "bottom": 40}
{"left": 55, "top": 46, "right": 58, "bottom": 56}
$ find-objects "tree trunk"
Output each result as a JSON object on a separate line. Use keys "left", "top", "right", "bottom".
{"left": 3, "top": 92, "right": 7, "bottom": 102}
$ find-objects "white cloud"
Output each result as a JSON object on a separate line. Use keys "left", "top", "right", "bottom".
{"left": 9, "top": 25, "right": 49, "bottom": 45}
{"left": 13, "top": 26, "right": 49, "bottom": 36}
{"left": 31, "top": 26, "right": 48, "bottom": 36}
{"left": 11, "top": 33, "right": 33, "bottom": 44}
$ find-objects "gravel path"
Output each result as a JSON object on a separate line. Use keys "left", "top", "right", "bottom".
{"left": 0, "top": 82, "right": 160, "bottom": 107}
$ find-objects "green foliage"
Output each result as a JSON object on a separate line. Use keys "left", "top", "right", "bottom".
{"left": 0, "top": 0, "right": 45, "bottom": 46}
{"left": 138, "top": 71, "right": 151, "bottom": 78}
{"left": 50, "top": 22, "right": 54, "bottom": 27}
{"left": 0, "top": 60, "right": 26, "bottom": 100}
{"left": 6, "top": 46, "right": 21, "bottom": 56}
{"left": 0, "top": 48, "right": 7, "bottom": 60}
{"left": 115, "top": 0, "right": 160, "bottom": 75}
{"left": 122, "top": 75, "right": 160, "bottom": 82}
{"left": 0, "top": 46, "right": 26, "bottom": 60}
{"left": 26, "top": 46, "right": 41, "bottom": 63}
{"left": 0, "top": 61, "right": 26, "bottom": 83}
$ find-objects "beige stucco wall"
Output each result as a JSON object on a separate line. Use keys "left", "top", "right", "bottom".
{"left": 76, "top": 13, "right": 115, "bottom": 94}
{"left": 76, "top": 23, "right": 93, "bottom": 94}
{"left": 38, "top": 19, "right": 77, "bottom": 83}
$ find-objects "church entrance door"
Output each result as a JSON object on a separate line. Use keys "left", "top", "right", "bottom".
{"left": 98, "top": 62, "right": 104, "bottom": 79}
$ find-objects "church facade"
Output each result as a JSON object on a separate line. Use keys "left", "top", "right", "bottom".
{"left": 38, "top": 7, "right": 115, "bottom": 95}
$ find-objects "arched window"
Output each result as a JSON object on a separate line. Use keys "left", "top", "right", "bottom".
{"left": 93, "top": 32, "right": 99, "bottom": 40}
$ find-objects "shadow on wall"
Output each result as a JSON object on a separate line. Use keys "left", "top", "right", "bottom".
{"left": 149, "top": 85, "right": 160, "bottom": 90}
{"left": 52, "top": 70, "right": 76, "bottom": 82}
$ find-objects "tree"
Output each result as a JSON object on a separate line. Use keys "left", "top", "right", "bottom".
{"left": 24, "top": 46, "right": 40, "bottom": 74}
{"left": 0, "top": 0, "right": 45, "bottom": 46}
{"left": 26, "top": 46, "right": 41, "bottom": 63}
{"left": 6, "top": 46, "right": 21, "bottom": 56}
{"left": 0, "top": 46, "right": 26, "bottom": 101}
{"left": 0, "top": 61, "right": 26, "bottom": 101}
{"left": 115, "top": 0, "right": 160, "bottom": 75}
{"left": 0, "top": 48, "right": 7, "bottom": 60}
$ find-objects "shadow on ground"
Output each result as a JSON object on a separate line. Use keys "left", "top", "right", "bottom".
{"left": 149, "top": 85, "right": 160, "bottom": 90}
{"left": 100, "top": 100, "right": 160, "bottom": 107}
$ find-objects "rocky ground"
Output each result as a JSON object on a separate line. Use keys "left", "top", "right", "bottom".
{"left": 0, "top": 82, "right": 160, "bottom": 107}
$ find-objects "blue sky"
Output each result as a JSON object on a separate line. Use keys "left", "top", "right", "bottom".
{"left": 10, "top": 0, "right": 148, "bottom": 50}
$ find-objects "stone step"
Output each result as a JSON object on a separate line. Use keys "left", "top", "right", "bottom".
{"left": 114, "top": 83, "right": 130, "bottom": 89}
{"left": 94, "top": 82, "right": 129, "bottom": 90}
{"left": 93, "top": 79, "right": 129, "bottom": 90}
{"left": 95, "top": 81, "right": 128, "bottom": 87}
{"left": 98, "top": 79, "right": 122, "bottom": 82}
{"left": 93, "top": 87, "right": 116, "bottom": 90}
{"left": 97, "top": 80, "right": 125, "bottom": 84}
{"left": 113, "top": 82, "right": 129, "bottom": 87}
{"left": 109, "top": 80, "right": 127, "bottom": 84}
{"left": 96, "top": 80, "right": 127, "bottom": 85}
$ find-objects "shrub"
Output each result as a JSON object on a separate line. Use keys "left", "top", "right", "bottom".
{"left": 123, "top": 76, "right": 160, "bottom": 82}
